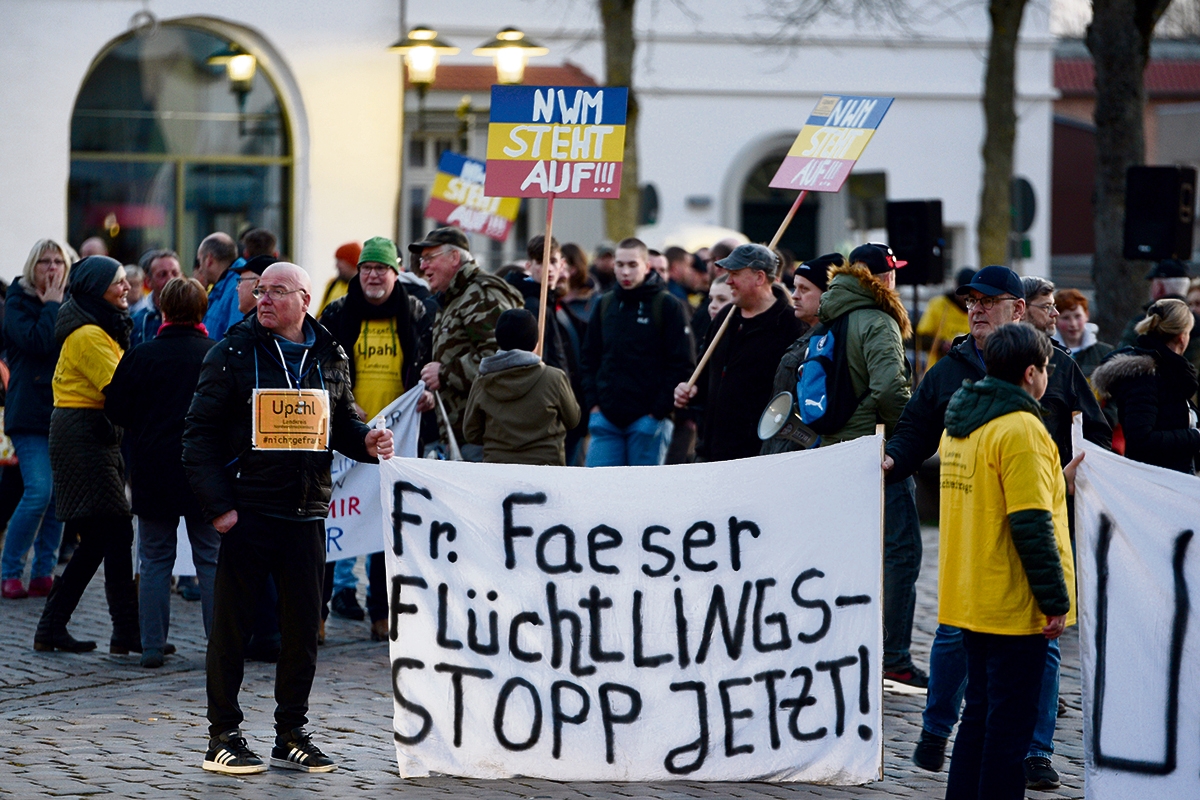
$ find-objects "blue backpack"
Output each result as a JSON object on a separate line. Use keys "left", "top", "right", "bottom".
{"left": 795, "top": 313, "right": 868, "bottom": 435}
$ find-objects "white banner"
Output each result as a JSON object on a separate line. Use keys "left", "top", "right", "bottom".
{"left": 1075, "top": 423, "right": 1200, "bottom": 800}
{"left": 379, "top": 436, "right": 884, "bottom": 782}
{"left": 172, "top": 383, "right": 423, "bottom": 575}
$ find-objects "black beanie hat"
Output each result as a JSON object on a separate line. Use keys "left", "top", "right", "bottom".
{"left": 496, "top": 308, "right": 539, "bottom": 352}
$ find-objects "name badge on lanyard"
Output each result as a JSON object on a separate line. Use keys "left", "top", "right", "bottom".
{"left": 252, "top": 388, "right": 331, "bottom": 451}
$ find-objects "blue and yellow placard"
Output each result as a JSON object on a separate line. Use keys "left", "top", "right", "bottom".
{"left": 485, "top": 85, "right": 629, "bottom": 199}
{"left": 770, "top": 95, "right": 893, "bottom": 193}
{"left": 424, "top": 152, "right": 519, "bottom": 241}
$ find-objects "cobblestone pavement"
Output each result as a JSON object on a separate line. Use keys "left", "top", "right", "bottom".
{"left": 0, "top": 525, "right": 1084, "bottom": 799}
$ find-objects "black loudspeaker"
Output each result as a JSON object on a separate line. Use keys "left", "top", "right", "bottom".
{"left": 887, "top": 200, "right": 945, "bottom": 285}
{"left": 1123, "top": 166, "right": 1196, "bottom": 260}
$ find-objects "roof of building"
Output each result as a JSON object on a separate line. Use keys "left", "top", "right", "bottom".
{"left": 406, "top": 62, "right": 598, "bottom": 92}
{"left": 1056, "top": 38, "right": 1200, "bottom": 98}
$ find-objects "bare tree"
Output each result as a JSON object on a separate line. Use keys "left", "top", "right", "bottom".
{"left": 1086, "top": 0, "right": 1174, "bottom": 341}
{"left": 761, "top": 0, "right": 1028, "bottom": 268}
{"left": 600, "top": 0, "right": 640, "bottom": 241}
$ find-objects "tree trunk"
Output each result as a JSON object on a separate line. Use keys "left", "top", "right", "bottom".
{"left": 1086, "top": 0, "right": 1172, "bottom": 342}
{"left": 599, "top": 0, "right": 639, "bottom": 242}
{"left": 976, "top": 0, "right": 1029, "bottom": 268}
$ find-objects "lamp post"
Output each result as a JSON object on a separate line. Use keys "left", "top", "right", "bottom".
{"left": 473, "top": 27, "right": 548, "bottom": 85}
{"left": 207, "top": 43, "right": 257, "bottom": 134}
{"left": 390, "top": 25, "right": 459, "bottom": 130}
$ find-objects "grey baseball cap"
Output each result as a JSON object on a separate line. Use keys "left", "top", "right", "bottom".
{"left": 716, "top": 244, "right": 779, "bottom": 278}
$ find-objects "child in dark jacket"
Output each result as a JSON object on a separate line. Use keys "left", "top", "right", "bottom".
{"left": 464, "top": 309, "right": 580, "bottom": 466}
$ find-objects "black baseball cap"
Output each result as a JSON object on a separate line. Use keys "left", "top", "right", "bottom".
{"left": 956, "top": 265, "right": 1024, "bottom": 298}
{"left": 848, "top": 242, "right": 907, "bottom": 274}
{"left": 794, "top": 253, "right": 843, "bottom": 292}
{"left": 408, "top": 226, "right": 469, "bottom": 255}
{"left": 233, "top": 254, "right": 276, "bottom": 275}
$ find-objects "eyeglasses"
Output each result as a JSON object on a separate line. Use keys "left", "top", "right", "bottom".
{"left": 251, "top": 286, "right": 305, "bottom": 300}
{"left": 1029, "top": 302, "right": 1057, "bottom": 313}
{"left": 358, "top": 264, "right": 395, "bottom": 274}
{"left": 1041, "top": 362, "right": 1057, "bottom": 377}
{"left": 36, "top": 257, "right": 66, "bottom": 268}
{"left": 963, "top": 295, "right": 1015, "bottom": 311}
{"left": 418, "top": 248, "right": 450, "bottom": 265}
{"left": 238, "top": 275, "right": 259, "bottom": 284}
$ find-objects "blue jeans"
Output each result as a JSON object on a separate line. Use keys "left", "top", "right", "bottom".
{"left": 139, "top": 515, "right": 220, "bottom": 648}
{"left": 0, "top": 434, "right": 62, "bottom": 581}
{"left": 946, "top": 631, "right": 1048, "bottom": 800}
{"left": 883, "top": 477, "right": 922, "bottom": 671}
{"left": 333, "top": 557, "right": 357, "bottom": 593}
{"left": 923, "top": 624, "right": 1060, "bottom": 758}
{"left": 585, "top": 410, "right": 673, "bottom": 467}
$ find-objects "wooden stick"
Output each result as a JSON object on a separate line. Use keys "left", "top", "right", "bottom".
{"left": 534, "top": 194, "right": 556, "bottom": 357}
{"left": 684, "top": 190, "right": 809, "bottom": 389}
{"left": 434, "top": 390, "right": 463, "bottom": 461}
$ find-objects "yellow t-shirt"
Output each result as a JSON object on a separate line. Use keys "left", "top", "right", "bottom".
{"left": 937, "top": 410, "right": 1076, "bottom": 635}
{"left": 319, "top": 277, "right": 350, "bottom": 314}
{"left": 52, "top": 324, "right": 123, "bottom": 409}
{"left": 352, "top": 318, "right": 405, "bottom": 419}
{"left": 917, "top": 294, "right": 970, "bottom": 367}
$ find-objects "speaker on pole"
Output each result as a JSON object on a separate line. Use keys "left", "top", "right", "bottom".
{"left": 1123, "top": 165, "right": 1196, "bottom": 261}
{"left": 887, "top": 200, "right": 945, "bottom": 285}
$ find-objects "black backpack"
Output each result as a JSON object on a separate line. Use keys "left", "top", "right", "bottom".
{"left": 795, "top": 312, "right": 869, "bottom": 435}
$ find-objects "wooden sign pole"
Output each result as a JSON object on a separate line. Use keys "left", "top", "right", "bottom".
{"left": 534, "top": 194, "right": 557, "bottom": 358}
{"left": 684, "top": 190, "right": 809, "bottom": 389}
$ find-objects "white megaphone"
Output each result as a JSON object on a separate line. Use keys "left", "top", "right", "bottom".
{"left": 757, "top": 391, "right": 819, "bottom": 449}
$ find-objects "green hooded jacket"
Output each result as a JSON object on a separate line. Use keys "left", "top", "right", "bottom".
{"left": 816, "top": 264, "right": 912, "bottom": 444}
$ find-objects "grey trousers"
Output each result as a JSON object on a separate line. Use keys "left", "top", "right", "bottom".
{"left": 138, "top": 514, "right": 220, "bottom": 649}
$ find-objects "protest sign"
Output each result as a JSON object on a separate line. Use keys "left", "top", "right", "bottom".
{"left": 381, "top": 438, "right": 884, "bottom": 781}
{"left": 769, "top": 95, "right": 893, "bottom": 194}
{"left": 425, "top": 152, "right": 519, "bottom": 241}
{"left": 484, "top": 85, "right": 628, "bottom": 199}
{"left": 171, "top": 383, "right": 423, "bottom": 575}
{"left": 1074, "top": 422, "right": 1200, "bottom": 799}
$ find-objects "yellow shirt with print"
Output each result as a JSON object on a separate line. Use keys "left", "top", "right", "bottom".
{"left": 53, "top": 324, "right": 123, "bottom": 409}
{"left": 937, "top": 409, "right": 1076, "bottom": 636}
{"left": 353, "top": 318, "right": 405, "bottom": 419}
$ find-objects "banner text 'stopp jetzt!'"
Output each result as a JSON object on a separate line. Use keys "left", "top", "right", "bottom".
{"left": 425, "top": 152, "right": 520, "bottom": 242}
{"left": 485, "top": 85, "right": 628, "bottom": 199}
{"left": 769, "top": 95, "right": 893, "bottom": 194}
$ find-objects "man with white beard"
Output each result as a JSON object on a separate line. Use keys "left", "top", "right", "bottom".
{"left": 318, "top": 236, "right": 431, "bottom": 641}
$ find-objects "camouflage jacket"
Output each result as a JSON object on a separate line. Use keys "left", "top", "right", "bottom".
{"left": 433, "top": 262, "right": 523, "bottom": 445}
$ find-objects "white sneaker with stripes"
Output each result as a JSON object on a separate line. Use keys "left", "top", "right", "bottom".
{"left": 202, "top": 729, "right": 267, "bottom": 774}
{"left": 270, "top": 727, "right": 337, "bottom": 773}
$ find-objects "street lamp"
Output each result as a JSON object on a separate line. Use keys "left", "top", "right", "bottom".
{"left": 390, "top": 25, "right": 459, "bottom": 125}
{"left": 207, "top": 43, "right": 258, "bottom": 133}
{"left": 473, "top": 27, "right": 548, "bottom": 85}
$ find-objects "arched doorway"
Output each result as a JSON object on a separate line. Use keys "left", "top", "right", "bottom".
{"left": 741, "top": 152, "right": 818, "bottom": 261}
{"left": 69, "top": 22, "right": 293, "bottom": 265}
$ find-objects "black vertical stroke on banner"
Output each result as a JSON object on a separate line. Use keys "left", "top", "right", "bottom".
{"left": 1091, "top": 513, "right": 1192, "bottom": 775}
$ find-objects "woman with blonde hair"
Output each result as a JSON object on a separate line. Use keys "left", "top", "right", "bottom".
{"left": 1092, "top": 297, "right": 1200, "bottom": 473}
{"left": 33, "top": 256, "right": 137, "bottom": 652}
{"left": 1, "top": 239, "right": 75, "bottom": 600}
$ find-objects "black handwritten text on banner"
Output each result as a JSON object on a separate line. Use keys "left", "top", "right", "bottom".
{"left": 380, "top": 438, "right": 883, "bottom": 781}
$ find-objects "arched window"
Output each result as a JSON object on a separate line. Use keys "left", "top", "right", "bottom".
{"left": 69, "top": 23, "right": 291, "bottom": 265}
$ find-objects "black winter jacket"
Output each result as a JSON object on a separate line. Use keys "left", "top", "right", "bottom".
{"left": 885, "top": 333, "right": 1111, "bottom": 482}
{"left": 695, "top": 289, "right": 806, "bottom": 461}
{"left": 319, "top": 275, "right": 421, "bottom": 392}
{"left": 104, "top": 326, "right": 215, "bottom": 519}
{"left": 1092, "top": 335, "right": 1200, "bottom": 473}
{"left": 3, "top": 278, "right": 60, "bottom": 435}
{"left": 581, "top": 273, "right": 696, "bottom": 428}
{"left": 182, "top": 315, "right": 373, "bottom": 521}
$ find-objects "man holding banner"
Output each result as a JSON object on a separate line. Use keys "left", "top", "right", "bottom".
{"left": 183, "top": 262, "right": 394, "bottom": 775}
{"left": 413, "top": 226, "right": 522, "bottom": 460}
{"left": 319, "top": 236, "right": 427, "bottom": 640}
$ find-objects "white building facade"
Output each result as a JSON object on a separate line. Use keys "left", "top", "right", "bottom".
{"left": 0, "top": 0, "right": 1055, "bottom": 283}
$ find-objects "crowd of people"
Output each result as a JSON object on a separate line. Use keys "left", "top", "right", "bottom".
{"left": 0, "top": 224, "right": 1196, "bottom": 796}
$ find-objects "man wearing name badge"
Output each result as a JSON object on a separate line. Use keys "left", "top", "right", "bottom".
{"left": 319, "top": 236, "right": 430, "bottom": 641}
{"left": 183, "top": 262, "right": 393, "bottom": 776}
{"left": 581, "top": 237, "right": 695, "bottom": 467}
{"left": 413, "top": 226, "right": 522, "bottom": 461}
{"left": 673, "top": 243, "right": 805, "bottom": 461}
